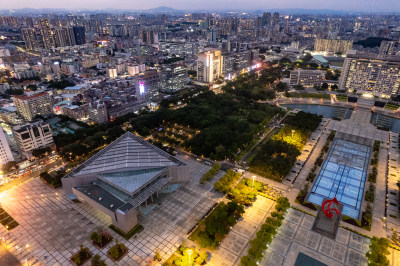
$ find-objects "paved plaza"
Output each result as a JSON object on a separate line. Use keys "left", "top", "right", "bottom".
{"left": 0, "top": 156, "right": 223, "bottom": 265}
{"left": 261, "top": 208, "right": 371, "bottom": 266}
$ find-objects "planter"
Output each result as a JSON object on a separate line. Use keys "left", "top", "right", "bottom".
{"left": 91, "top": 232, "right": 113, "bottom": 249}
{"left": 70, "top": 250, "right": 92, "bottom": 266}
{"left": 107, "top": 248, "right": 128, "bottom": 262}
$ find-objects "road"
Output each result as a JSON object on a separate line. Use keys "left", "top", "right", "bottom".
{"left": 0, "top": 159, "right": 64, "bottom": 193}
{"left": 236, "top": 113, "right": 288, "bottom": 165}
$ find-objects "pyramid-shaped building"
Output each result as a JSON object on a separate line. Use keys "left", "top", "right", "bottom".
{"left": 62, "top": 132, "right": 189, "bottom": 232}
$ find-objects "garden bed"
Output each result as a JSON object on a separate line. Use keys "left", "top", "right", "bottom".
{"left": 70, "top": 246, "right": 92, "bottom": 266}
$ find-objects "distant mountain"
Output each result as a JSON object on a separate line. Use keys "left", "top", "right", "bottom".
{"left": 146, "top": 6, "right": 182, "bottom": 13}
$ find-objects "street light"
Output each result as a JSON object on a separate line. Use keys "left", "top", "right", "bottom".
{"left": 291, "top": 129, "right": 295, "bottom": 139}
{"left": 187, "top": 249, "right": 193, "bottom": 266}
{"left": 252, "top": 176, "right": 256, "bottom": 190}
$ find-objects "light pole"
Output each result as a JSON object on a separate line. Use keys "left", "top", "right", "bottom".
{"left": 291, "top": 129, "right": 295, "bottom": 139}
{"left": 187, "top": 249, "right": 193, "bottom": 266}
{"left": 252, "top": 175, "right": 255, "bottom": 190}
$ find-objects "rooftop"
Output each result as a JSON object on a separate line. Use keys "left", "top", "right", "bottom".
{"left": 64, "top": 132, "right": 185, "bottom": 178}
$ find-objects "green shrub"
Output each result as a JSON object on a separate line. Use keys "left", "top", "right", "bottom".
{"left": 200, "top": 164, "right": 221, "bottom": 184}
{"left": 108, "top": 240, "right": 127, "bottom": 261}
{"left": 366, "top": 237, "right": 390, "bottom": 266}
{"left": 214, "top": 170, "right": 241, "bottom": 194}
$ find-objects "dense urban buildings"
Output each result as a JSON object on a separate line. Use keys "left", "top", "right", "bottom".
{"left": 0, "top": 5, "right": 400, "bottom": 266}
{"left": 314, "top": 38, "right": 353, "bottom": 54}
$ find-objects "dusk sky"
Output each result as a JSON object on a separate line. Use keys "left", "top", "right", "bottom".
{"left": 2, "top": 0, "right": 400, "bottom": 12}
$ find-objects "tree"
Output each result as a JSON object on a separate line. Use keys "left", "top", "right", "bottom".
{"left": 26, "top": 84, "right": 38, "bottom": 91}
{"left": 276, "top": 82, "right": 288, "bottom": 92}
{"left": 293, "top": 84, "right": 305, "bottom": 90}
{"left": 366, "top": 237, "right": 390, "bottom": 266}
{"left": 0, "top": 161, "right": 16, "bottom": 173}
{"left": 91, "top": 254, "right": 106, "bottom": 266}
{"left": 321, "top": 83, "right": 329, "bottom": 90}
{"left": 32, "top": 146, "right": 52, "bottom": 158}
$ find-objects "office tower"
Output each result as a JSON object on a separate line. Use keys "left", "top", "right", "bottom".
{"left": 262, "top": 12, "right": 271, "bottom": 26}
{"left": 12, "top": 121, "right": 53, "bottom": 157}
{"left": 140, "top": 29, "right": 158, "bottom": 45}
{"left": 0, "top": 126, "right": 14, "bottom": 165}
{"left": 21, "top": 28, "right": 41, "bottom": 51}
{"left": 272, "top": 12, "right": 279, "bottom": 25}
{"left": 314, "top": 39, "right": 353, "bottom": 54}
{"left": 379, "top": 41, "right": 396, "bottom": 56}
{"left": 339, "top": 50, "right": 400, "bottom": 97}
{"left": 197, "top": 50, "right": 223, "bottom": 83}
{"left": 73, "top": 26, "right": 86, "bottom": 45}
{"left": 159, "top": 63, "right": 188, "bottom": 93}
{"left": 289, "top": 70, "right": 324, "bottom": 88}
{"left": 210, "top": 28, "right": 217, "bottom": 43}
{"left": 25, "top": 17, "right": 34, "bottom": 28}
{"left": 13, "top": 92, "right": 53, "bottom": 121}
{"left": 38, "top": 18, "right": 56, "bottom": 50}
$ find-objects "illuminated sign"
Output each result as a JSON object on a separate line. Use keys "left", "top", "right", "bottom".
{"left": 139, "top": 82, "right": 145, "bottom": 94}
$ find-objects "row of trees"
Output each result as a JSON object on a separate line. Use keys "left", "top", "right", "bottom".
{"left": 213, "top": 170, "right": 241, "bottom": 194}
{"left": 200, "top": 164, "right": 221, "bottom": 184}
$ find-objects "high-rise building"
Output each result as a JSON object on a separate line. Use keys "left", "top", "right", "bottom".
{"left": 379, "top": 41, "right": 396, "bottom": 56}
{"left": 197, "top": 50, "right": 223, "bottom": 83}
{"left": 22, "top": 28, "right": 41, "bottom": 51}
{"left": 72, "top": 26, "right": 86, "bottom": 45}
{"left": 272, "top": 12, "right": 279, "bottom": 25}
{"left": 38, "top": 18, "right": 56, "bottom": 50}
{"left": 0, "top": 126, "right": 14, "bottom": 166}
{"left": 159, "top": 63, "right": 188, "bottom": 93}
{"left": 88, "top": 101, "right": 108, "bottom": 124}
{"left": 339, "top": 50, "right": 400, "bottom": 97}
{"left": 289, "top": 70, "right": 324, "bottom": 88}
{"left": 13, "top": 92, "right": 53, "bottom": 121}
{"left": 262, "top": 12, "right": 271, "bottom": 26}
{"left": 12, "top": 121, "right": 54, "bottom": 157}
{"left": 314, "top": 39, "right": 353, "bottom": 54}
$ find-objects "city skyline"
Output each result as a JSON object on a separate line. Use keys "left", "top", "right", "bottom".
{"left": 2, "top": 0, "right": 400, "bottom": 12}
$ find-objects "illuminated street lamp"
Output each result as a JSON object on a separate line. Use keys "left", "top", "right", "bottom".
{"left": 252, "top": 176, "right": 256, "bottom": 190}
{"left": 187, "top": 249, "right": 193, "bottom": 266}
{"left": 291, "top": 129, "right": 295, "bottom": 139}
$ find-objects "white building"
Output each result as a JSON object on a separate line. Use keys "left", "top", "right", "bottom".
{"left": 197, "top": 50, "right": 223, "bottom": 83}
{"left": 12, "top": 121, "right": 54, "bottom": 158}
{"left": 289, "top": 69, "right": 324, "bottom": 88}
{"left": 0, "top": 126, "right": 14, "bottom": 165}
{"left": 339, "top": 50, "right": 400, "bottom": 97}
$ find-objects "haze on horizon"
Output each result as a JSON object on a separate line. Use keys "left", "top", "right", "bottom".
{"left": 2, "top": 0, "right": 400, "bottom": 12}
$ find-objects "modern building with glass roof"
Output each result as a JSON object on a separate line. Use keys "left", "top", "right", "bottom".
{"left": 62, "top": 132, "right": 189, "bottom": 232}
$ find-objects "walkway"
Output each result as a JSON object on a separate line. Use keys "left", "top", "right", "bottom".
{"left": 207, "top": 196, "right": 275, "bottom": 266}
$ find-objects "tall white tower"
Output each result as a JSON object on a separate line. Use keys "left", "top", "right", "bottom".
{"left": 0, "top": 126, "right": 14, "bottom": 165}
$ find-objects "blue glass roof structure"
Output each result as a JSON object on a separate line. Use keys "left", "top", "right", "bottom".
{"left": 307, "top": 138, "right": 371, "bottom": 219}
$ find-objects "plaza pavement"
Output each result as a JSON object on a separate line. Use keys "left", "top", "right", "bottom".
{"left": 0, "top": 156, "right": 224, "bottom": 265}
